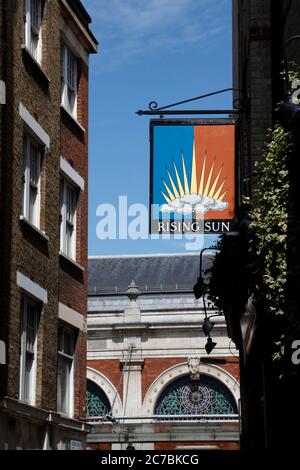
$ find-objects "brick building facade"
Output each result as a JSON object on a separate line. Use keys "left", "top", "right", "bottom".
{"left": 0, "top": 0, "right": 97, "bottom": 449}
{"left": 87, "top": 254, "right": 240, "bottom": 450}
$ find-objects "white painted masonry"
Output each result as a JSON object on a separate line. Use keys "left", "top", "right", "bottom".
{"left": 19, "top": 103, "right": 50, "bottom": 148}
{"left": 17, "top": 271, "right": 48, "bottom": 303}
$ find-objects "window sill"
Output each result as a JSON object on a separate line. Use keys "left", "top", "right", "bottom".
{"left": 57, "top": 410, "right": 74, "bottom": 420}
{"left": 59, "top": 251, "right": 85, "bottom": 272}
{"left": 61, "top": 105, "right": 86, "bottom": 136}
{"left": 21, "top": 45, "right": 50, "bottom": 91}
{"left": 19, "top": 216, "right": 49, "bottom": 242}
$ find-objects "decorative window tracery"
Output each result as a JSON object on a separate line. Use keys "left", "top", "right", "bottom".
{"left": 86, "top": 380, "right": 110, "bottom": 417}
{"left": 155, "top": 375, "right": 238, "bottom": 415}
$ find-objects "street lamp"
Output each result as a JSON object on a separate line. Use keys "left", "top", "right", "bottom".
{"left": 202, "top": 317, "right": 215, "bottom": 336}
{"left": 205, "top": 336, "right": 217, "bottom": 355}
{"left": 193, "top": 247, "right": 217, "bottom": 299}
{"left": 193, "top": 248, "right": 219, "bottom": 352}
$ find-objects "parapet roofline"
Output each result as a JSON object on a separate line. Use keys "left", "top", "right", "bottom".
{"left": 88, "top": 252, "right": 215, "bottom": 260}
{"left": 60, "top": 0, "right": 98, "bottom": 53}
{"left": 66, "top": 0, "right": 92, "bottom": 25}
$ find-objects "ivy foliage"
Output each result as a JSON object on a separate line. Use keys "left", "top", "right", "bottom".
{"left": 249, "top": 124, "right": 292, "bottom": 318}
{"left": 208, "top": 124, "right": 293, "bottom": 362}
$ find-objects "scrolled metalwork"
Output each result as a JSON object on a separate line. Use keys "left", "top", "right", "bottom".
{"left": 149, "top": 101, "right": 159, "bottom": 110}
{"left": 233, "top": 97, "right": 243, "bottom": 109}
{"left": 155, "top": 374, "right": 237, "bottom": 416}
{"left": 86, "top": 380, "right": 110, "bottom": 417}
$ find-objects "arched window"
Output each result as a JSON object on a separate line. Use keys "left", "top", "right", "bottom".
{"left": 86, "top": 380, "right": 111, "bottom": 417}
{"left": 155, "top": 374, "right": 238, "bottom": 415}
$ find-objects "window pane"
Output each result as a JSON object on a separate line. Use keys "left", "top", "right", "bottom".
{"left": 66, "top": 186, "right": 76, "bottom": 224}
{"left": 61, "top": 180, "right": 77, "bottom": 259}
{"left": 20, "top": 297, "right": 39, "bottom": 405}
{"left": 22, "top": 137, "right": 28, "bottom": 214}
{"left": 67, "top": 49, "right": 76, "bottom": 90}
{"left": 30, "top": 33, "right": 38, "bottom": 58}
{"left": 31, "top": 0, "right": 41, "bottom": 30}
{"left": 66, "top": 224, "right": 74, "bottom": 258}
{"left": 57, "top": 355, "right": 72, "bottom": 414}
{"left": 29, "top": 187, "right": 38, "bottom": 223}
{"left": 64, "top": 329, "right": 75, "bottom": 356}
{"left": 63, "top": 47, "right": 77, "bottom": 116}
{"left": 24, "top": 352, "right": 34, "bottom": 403}
{"left": 67, "top": 88, "right": 76, "bottom": 115}
{"left": 26, "top": 304, "right": 37, "bottom": 353}
{"left": 58, "top": 326, "right": 64, "bottom": 352}
{"left": 30, "top": 0, "right": 41, "bottom": 59}
{"left": 30, "top": 143, "right": 39, "bottom": 185}
{"left": 28, "top": 140, "right": 40, "bottom": 225}
{"left": 58, "top": 326, "right": 75, "bottom": 356}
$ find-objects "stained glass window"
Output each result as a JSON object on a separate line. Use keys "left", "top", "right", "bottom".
{"left": 86, "top": 380, "right": 110, "bottom": 417}
{"left": 155, "top": 375, "right": 238, "bottom": 415}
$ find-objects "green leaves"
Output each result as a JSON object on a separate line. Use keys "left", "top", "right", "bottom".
{"left": 250, "top": 124, "right": 291, "bottom": 316}
{"left": 208, "top": 123, "right": 294, "bottom": 368}
{"left": 249, "top": 124, "right": 293, "bottom": 363}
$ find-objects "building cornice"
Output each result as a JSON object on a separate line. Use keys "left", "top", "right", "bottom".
{"left": 60, "top": 0, "right": 98, "bottom": 53}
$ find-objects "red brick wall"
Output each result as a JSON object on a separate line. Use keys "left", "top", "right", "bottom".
{"left": 88, "top": 357, "right": 239, "bottom": 405}
{"left": 87, "top": 443, "right": 112, "bottom": 451}
{"left": 142, "top": 358, "right": 239, "bottom": 400}
{"left": 155, "top": 441, "right": 240, "bottom": 450}
{"left": 59, "top": 62, "right": 89, "bottom": 302}
{"left": 59, "top": 57, "right": 89, "bottom": 418}
{"left": 88, "top": 360, "right": 123, "bottom": 399}
{"left": 142, "top": 358, "right": 185, "bottom": 400}
{"left": 87, "top": 358, "right": 240, "bottom": 449}
{"left": 220, "top": 361, "right": 240, "bottom": 381}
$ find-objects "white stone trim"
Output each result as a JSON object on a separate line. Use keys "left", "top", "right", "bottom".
{"left": 17, "top": 272, "right": 48, "bottom": 304}
{"left": 59, "top": 303, "right": 86, "bottom": 332}
{"left": 87, "top": 368, "right": 122, "bottom": 416}
{"left": 60, "top": 0, "right": 98, "bottom": 55}
{"left": 142, "top": 362, "right": 240, "bottom": 415}
{"left": 19, "top": 103, "right": 50, "bottom": 148}
{"left": 61, "top": 21, "right": 89, "bottom": 66}
{"left": 60, "top": 157, "right": 84, "bottom": 191}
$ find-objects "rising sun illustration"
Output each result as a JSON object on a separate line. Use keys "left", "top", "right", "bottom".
{"left": 160, "top": 139, "right": 228, "bottom": 216}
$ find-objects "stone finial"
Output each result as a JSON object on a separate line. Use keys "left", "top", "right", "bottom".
{"left": 126, "top": 280, "right": 140, "bottom": 301}
{"left": 188, "top": 356, "right": 201, "bottom": 380}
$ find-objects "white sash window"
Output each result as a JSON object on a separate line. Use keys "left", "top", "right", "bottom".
{"left": 23, "top": 134, "right": 42, "bottom": 228}
{"left": 60, "top": 178, "right": 78, "bottom": 260}
{"left": 24, "top": 0, "right": 43, "bottom": 63}
{"left": 61, "top": 45, "right": 78, "bottom": 118}
{"left": 57, "top": 324, "right": 75, "bottom": 416}
{"left": 19, "top": 296, "right": 40, "bottom": 405}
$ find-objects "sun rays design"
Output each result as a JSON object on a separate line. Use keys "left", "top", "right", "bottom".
{"left": 160, "top": 139, "right": 229, "bottom": 216}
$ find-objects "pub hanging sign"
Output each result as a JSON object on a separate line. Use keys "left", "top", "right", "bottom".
{"left": 150, "top": 119, "right": 236, "bottom": 234}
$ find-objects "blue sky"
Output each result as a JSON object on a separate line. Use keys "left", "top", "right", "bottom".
{"left": 81, "top": 0, "right": 232, "bottom": 256}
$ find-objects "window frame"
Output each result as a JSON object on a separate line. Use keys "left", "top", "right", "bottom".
{"left": 57, "top": 324, "right": 76, "bottom": 417}
{"left": 61, "top": 45, "right": 78, "bottom": 119}
{"left": 23, "top": 133, "right": 42, "bottom": 229}
{"left": 19, "top": 295, "right": 40, "bottom": 406}
{"left": 24, "top": 0, "right": 43, "bottom": 64}
{"left": 60, "top": 177, "right": 78, "bottom": 260}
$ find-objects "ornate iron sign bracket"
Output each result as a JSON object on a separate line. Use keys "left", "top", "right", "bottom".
{"left": 136, "top": 87, "right": 246, "bottom": 116}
